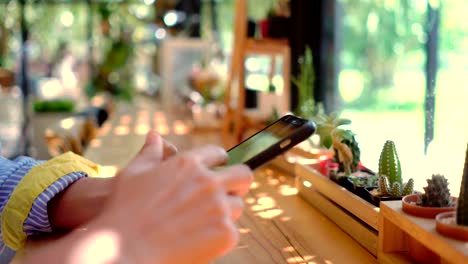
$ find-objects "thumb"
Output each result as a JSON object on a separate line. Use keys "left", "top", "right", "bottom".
{"left": 136, "top": 131, "right": 164, "bottom": 162}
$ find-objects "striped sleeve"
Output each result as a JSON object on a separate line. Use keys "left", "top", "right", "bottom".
{"left": 22, "top": 172, "right": 87, "bottom": 235}
{"left": 0, "top": 156, "right": 45, "bottom": 263}
{"left": 0, "top": 153, "right": 98, "bottom": 262}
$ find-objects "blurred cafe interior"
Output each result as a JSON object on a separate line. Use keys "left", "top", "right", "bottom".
{"left": 1, "top": 0, "right": 468, "bottom": 263}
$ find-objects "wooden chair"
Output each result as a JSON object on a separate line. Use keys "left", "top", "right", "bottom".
{"left": 222, "top": 0, "right": 291, "bottom": 147}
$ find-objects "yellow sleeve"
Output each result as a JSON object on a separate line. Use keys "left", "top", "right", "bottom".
{"left": 1, "top": 152, "right": 100, "bottom": 250}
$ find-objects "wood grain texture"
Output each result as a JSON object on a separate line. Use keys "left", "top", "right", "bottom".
{"left": 295, "top": 164, "right": 380, "bottom": 229}
{"left": 379, "top": 201, "right": 468, "bottom": 264}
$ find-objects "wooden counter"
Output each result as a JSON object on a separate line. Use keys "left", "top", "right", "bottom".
{"left": 82, "top": 97, "right": 376, "bottom": 263}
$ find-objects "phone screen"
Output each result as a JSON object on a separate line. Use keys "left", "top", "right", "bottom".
{"left": 226, "top": 119, "right": 301, "bottom": 166}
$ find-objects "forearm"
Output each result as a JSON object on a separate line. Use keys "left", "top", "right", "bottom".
{"left": 48, "top": 177, "right": 115, "bottom": 230}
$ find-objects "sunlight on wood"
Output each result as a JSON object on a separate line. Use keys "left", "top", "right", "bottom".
{"left": 154, "top": 112, "right": 167, "bottom": 124}
{"left": 279, "top": 185, "right": 298, "bottom": 196}
{"left": 135, "top": 124, "right": 150, "bottom": 135}
{"left": 283, "top": 246, "right": 294, "bottom": 252}
{"left": 256, "top": 208, "right": 283, "bottom": 219}
{"left": 155, "top": 124, "right": 170, "bottom": 135}
{"left": 267, "top": 177, "right": 279, "bottom": 186}
{"left": 89, "top": 139, "right": 102, "bottom": 148}
{"left": 245, "top": 198, "right": 256, "bottom": 204}
{"left": 280, "top": 216, "right": 291, "bottom": 222}
{"left": 286, "top": 256, "right": 303, "bottom": 263}
{"left": 251, "top": 196, "right": 276, "bottom": 211}
{"left": 303, "top": 180, "right": 312, "bottom": 188}
{"left": 173, "top": 120, "right": 189, "bottom": 135}
{"left": 287, "top": 255, "right": 317, "bottom": 264}
{"left": 238, "top": 228, "right": 251, "bottom": 234}
{"left": 114, "top": 125, "right": 130, "bottom": 136}
{"left": 250, "top": 181, "right": 259, "bottom": 189}
{"left": 120, "top": 115, "right": 132, "bottom": 125}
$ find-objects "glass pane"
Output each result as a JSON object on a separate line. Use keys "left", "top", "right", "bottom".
{"left": 337, "top": 0, "right": 428, "bottom": 189}
{"left": 430, "top": 0, "right": 468, "bottom": 192}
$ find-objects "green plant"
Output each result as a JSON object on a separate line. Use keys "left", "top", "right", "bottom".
{"left": 350, "top": 174, "right": 379, "bottom": 188}
{"left": 292, "top": 46, "right": 319, "bottom": 118}
{"left": 377, "top": 140, "right": 413, "bottom": 197}
{"left": 33, "top": 99, "right": 75, "bottom": 113}
{"left": 315, "top": 112, "right": 352, "bottom": 149}
{"left": 420, "top": 174, "right": 453, "bottom": 207}
{"left": 457, "top": 143, "right": 468, "bottom": 226}
{"left": 334, "top": 132, "right": 361, "bottom": 174}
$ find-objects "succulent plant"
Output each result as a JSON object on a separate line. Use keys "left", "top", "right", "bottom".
{"left": 377, "top": 140, "right": 413, "bottom": 197}
{"left": 457, "top": 144, "right": 468, "bottom": 226}
{"left": 333, "top": 132, "right": 361, "bottom": 174}
{"left": 420, "top": 174, "right": 452, "bottom": 207}
{"left": 315, "top": 112, "right": 352, "bottom": 149}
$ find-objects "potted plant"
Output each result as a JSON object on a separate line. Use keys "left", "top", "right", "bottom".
{"left": 321, "top": 120, "right": 378, "bottom": 203}
{"left": 367, "top": 140, "right": 414, "bottom": 206}
{"left": 402, "top": 174, "right": 456, "bottom": 218}
{"left": 436, "top": 143, "right": 468, "bottom": 241}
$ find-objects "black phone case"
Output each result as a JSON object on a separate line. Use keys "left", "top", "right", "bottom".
{"left": 229, "top": 115, "right": 316, "bottom": 170}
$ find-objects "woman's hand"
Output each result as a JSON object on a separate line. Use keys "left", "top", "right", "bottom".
{"left": 25, "top": 132, "right": 252, "bottom": 264}
{"left": 48, "top": 132, "right": 178, "bottom": 230}
{"left": 83, "top": 136, "right": 253, "bottom": 263}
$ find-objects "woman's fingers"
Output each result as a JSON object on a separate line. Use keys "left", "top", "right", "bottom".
{"left": 216, "top": 164, "right": 253, "bottom": 197}
{"left": 185, "top": 145, "right": 228, "bottom": 168}
{"left": 162, "top": 138, "right": 178, "bottom": 160}
{"left": 226, "top": 195, "right": 245, "bottom": 220}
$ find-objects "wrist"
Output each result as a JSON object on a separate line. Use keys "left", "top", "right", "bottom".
{"left": 48, "top": 177, "right": 116, "bottom": 230}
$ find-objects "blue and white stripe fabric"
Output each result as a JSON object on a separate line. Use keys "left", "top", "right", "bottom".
{"left": 0, "top": 155, "right": 87, "bottom": 263}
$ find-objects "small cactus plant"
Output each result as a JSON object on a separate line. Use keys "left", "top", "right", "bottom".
{"left": 377, "top": 140, "right": 413, "bottom": 197}
{"left": 456, "top": 143, "right": 468, "bottom": 226}
{"left": 419, "top": 174, "right": 453, "bottom": 207}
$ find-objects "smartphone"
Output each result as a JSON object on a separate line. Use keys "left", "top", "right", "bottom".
{"left": 226, "top": 114, "right": 316, "bottom": 170}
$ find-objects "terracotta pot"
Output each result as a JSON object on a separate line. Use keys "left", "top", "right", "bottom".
{"left": 402, "top": 194, "right": 456, "bottom": 218}
{"left": 436, "top": 211, "right": 468, "bottom": 241}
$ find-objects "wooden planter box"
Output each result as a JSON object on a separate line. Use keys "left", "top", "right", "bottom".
{"left": 270, "top": 146, "right": 334, "bottom": 173}
{"left": 379, "top": 201, "right": 468, "bottom": 264}
{"left": 294, "top": 163, "right": 379, "bottom": 256}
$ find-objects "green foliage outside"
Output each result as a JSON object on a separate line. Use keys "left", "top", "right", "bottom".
{"left": 33, "top": 99, "right": 75, "bottom": 113}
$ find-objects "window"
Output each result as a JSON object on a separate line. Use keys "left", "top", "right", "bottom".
{"left": 337, "top": 0, "right": 468, "bottom": 192}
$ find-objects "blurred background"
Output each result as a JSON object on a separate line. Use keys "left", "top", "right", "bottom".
{"left": 0, "top": 0, "right": 467, "bottom": 191}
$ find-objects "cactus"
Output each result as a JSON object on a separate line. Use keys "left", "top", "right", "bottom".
{"left": 457, "top": 143, "right": 468, "bottom": 226}
{"left": 378, "top": 140, "right": 402, "bottom": 185}
{"left": 379, "top": 175, "right": 390, "bottom": 196}
{"left": 391, "top": 182, "right": 402, "bottom": 197}
{"left": 377, "top": 141, "right": 413, "bottom": 197}
{"left": 402, "top": 178, "right": 414, "bottom": 196}
{"left": 420, "top": 174, "right": 452, "bottom": 207}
